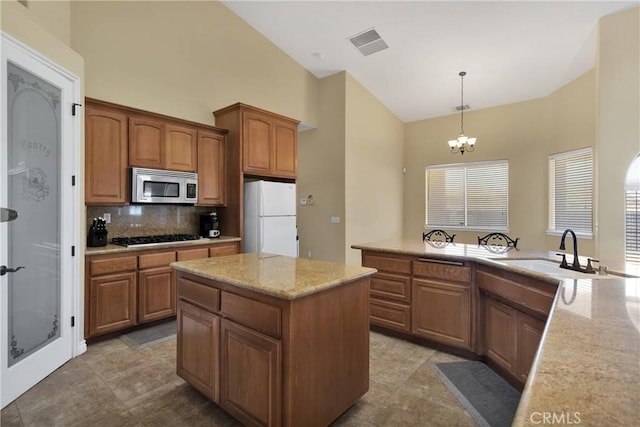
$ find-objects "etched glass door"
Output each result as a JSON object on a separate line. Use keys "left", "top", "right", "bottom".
{"left": 1, "top": 33, "right": 76, "bottom": 408}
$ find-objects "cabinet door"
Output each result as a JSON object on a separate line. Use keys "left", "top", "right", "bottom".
{"left": 220, "top": 319, "right": 281, "bottom": 427}
{"left": 89, "top": 272, "right": 137, "bottom": 337}
{"left": 85, "top": 105, "right": 128, "bottom": 205}
{"left": 165, "top": 124, "right": 197, "bottom": 172}
{"left": 177, "top": 300, "right": 220, "bottom": 402}
{"left": 197, "top": 131, "right": 226, "bottom": 205}
{"left": 412, "top": 278, "right": 471, "bottom": 350}
{"left": 138, "top": 266, "right": 176, "bottom": 323}
{"left": 129, "top": 116, "right": 164, "bottom": 168}
{"left": 516, "top": 312, "right": 545, "bottom": 382}
{"left": 483, "top": 296, "right": 518, "bottom": 375}
{"left": 242, "top": 112, "right": 272, "bottom": 175}
{"left": 272, "top": 119, "right": 297, "bottom": 178}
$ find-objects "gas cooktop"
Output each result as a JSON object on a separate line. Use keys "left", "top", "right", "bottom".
{"left": 111, "top": 234, "right": 202, "bottom": 247}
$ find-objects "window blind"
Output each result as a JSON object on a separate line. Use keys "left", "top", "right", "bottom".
{"left": 426, "top": 160, "right": 508, "bottom": 230}
{"left": 548, "top": 148, "right": 593, "bottom": 235}
{"left": 625, "top": 155, "right": 640, "bottom": 264}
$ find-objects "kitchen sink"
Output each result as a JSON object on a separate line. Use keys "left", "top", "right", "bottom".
{"left": 493, "top": 259, "right": 630, "bottom": 280}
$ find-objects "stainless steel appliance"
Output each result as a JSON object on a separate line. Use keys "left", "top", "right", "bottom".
{"left": 200, "top": 212, "right": 221, "bottom": 238}
{"left": 131, "top": 167, "right": 198, "bottom": 204}
{"left": 111, "top": 234, "right": 201, "bottom": 247}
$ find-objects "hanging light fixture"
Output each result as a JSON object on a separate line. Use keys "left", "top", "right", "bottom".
{"left": 448, "top": 71, "right": 476, "bottom": 155}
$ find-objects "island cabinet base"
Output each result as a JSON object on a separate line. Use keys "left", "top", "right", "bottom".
{"left": 176, "top": 271, "right": 370, "bottom": 427}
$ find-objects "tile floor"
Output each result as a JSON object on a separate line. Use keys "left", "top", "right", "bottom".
{"left": 1, "top": 331, "right": 475, "bottom": 426}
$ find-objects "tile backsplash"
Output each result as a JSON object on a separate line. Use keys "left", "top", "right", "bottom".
{"left": 86, "top": 205, "right": 216, "bottom": 238}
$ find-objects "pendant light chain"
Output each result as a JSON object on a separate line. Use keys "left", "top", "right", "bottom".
{"left": 460, "top": 72, "right": 465, "bottom": 135}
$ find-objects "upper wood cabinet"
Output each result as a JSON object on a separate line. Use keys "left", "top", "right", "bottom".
{"left": 165, "top": 124, "right": 197, "bottom": 172}
{"left": 197, "top": 130, "right": 226, "bottom": 206}
{"left": 85, "top": 103, "right": 129, "bottom": 205}
{"left": 129, "top": 119, "right": 197, "bottom": 172}
{"left": 129, "top": 116, "right": 165, "bottom": 169}
{"left": 214, "top": 103, "right": 299, "bottom": 179}
{"left": 85, "top": 98, "right": 228, "bottom": 206}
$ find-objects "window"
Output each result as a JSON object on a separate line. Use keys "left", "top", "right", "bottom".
{"left": 548, "top": 147, "right": 593, "bottom": 236}
{"left": 425, "top": 160, "right": 509, "bottom": 230}
{"left": 626, "top": 155, "right": 640, "bottom": 265}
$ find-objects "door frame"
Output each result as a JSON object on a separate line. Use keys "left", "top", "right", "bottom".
{"left": 0, "top": 31, "right": 85, "bottom": 407}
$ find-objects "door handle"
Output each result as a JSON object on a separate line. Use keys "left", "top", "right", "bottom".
{"left": 0, "top": 265, "right": 25, "bottom": 276}
{"left": 0, "top": 208, "right": 18, "bottom": 223}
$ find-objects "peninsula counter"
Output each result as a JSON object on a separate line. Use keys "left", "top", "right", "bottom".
{"left": 351, "top": 239, "right": 639, "bottom": 427}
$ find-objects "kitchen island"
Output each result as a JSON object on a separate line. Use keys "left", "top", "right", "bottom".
{"left": 352, "top": 240, "right": 640, "bottom": 427}
{"left": 170, "top": 253, "right": 376, "bottom": 427}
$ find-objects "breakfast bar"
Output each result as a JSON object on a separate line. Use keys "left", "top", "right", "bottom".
{"left": 170, "top": 253, "right": 376, "bottom": 427}
{"left": 351, "top": 240, "right": 640, "bottom": 426}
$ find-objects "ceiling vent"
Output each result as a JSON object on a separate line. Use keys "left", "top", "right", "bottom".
{"left": 348, "top": 28, "right": 388, "bottom": 56}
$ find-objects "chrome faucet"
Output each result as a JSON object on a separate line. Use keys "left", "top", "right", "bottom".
{"left": 559, "top": 229, "right": 581, "bottom": 270}
{"left": 558, "top": 229, "right": 598, "bottom": 273}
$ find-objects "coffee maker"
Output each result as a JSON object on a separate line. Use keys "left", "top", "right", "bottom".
{"left": 200, "top": 212, "right": 221, "bottom": 238}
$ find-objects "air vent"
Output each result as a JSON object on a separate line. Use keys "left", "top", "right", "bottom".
{"left": 455, "top": 105, "right": 471, "bottom": 112}
{"left": 348, "top": 28, "right": 389, "bottom": 56}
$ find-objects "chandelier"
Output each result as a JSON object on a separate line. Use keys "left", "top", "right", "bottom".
{"left": 448, "top": 71, "right": 476, "bottom": 155}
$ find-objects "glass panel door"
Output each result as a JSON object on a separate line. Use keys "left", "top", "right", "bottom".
{"left": 1, "top": 33, "right": 77, "bottom": 409}
{"left": 6, "top": 61, "right": 61, "bottom": 366}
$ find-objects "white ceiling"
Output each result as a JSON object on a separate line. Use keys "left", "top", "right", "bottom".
{"left": 222, "top": 1, "right": 638, "bottom": 123}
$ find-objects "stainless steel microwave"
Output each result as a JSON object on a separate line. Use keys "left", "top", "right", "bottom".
{"left": 131, "top": 167, "right": 198, "bottom": 204}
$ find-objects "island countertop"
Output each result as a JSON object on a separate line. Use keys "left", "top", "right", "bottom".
{"left": 352, "top": 239, "right": 640, "bottom": 426}
{"left": 171, "top": 252, "right": 377, "bottom": 300}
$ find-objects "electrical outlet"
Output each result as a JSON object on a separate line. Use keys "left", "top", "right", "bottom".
{"left": 103, "top": 213, "right": 111, "bottom": 223}
{"left": 307, "top": 251, "right": 312, "bottom": 258}
{"left": 331, "top": 216, "right": 340, "bottom": 224}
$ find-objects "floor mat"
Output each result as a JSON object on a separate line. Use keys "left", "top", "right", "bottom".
{"left": 119, "top": 319, "right": 177, "bottom": 349}
{"left": 432, "top": 361, "right": 521, "bottom": 427}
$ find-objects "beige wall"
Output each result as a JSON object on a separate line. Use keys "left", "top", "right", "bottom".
{"left": 403, "top": 70, "right": 597, "bottom": 255}
{"left": 344, "top": 73, "right": 404, "bottom": 265}
{"left": 297, "top": 73, "right": 346, "bottom": 263}
{"left": 597, "top": 7, "right": 640, "bottom": 270}
{"left": 70, "top": 0, "right": 319, "bottom": 127}
{"left": 2, "top": 0, "right": 81, "bottom": 78}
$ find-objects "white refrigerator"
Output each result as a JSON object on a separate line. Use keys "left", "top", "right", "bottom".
{"left": 244, "top": 180, "right": 298, "bottom": 257}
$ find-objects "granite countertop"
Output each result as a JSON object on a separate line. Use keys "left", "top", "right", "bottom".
{"left": 85, "top": 235, "right": 241, "bottom": 256}
{"left": 352, "top": 240, "right": 640, "bottom": 426}
{"left": 171, "top": 252, "right": 377, "bottom": 300}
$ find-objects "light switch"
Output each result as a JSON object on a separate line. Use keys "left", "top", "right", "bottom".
{"left": 300, "top": 198, "right": 308, "bottom": 206}
{"left": 331, "top": 216, "right": 340, "bottom": 224}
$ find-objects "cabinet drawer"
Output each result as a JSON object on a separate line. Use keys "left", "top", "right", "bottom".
{"left": 177, "top": 247, "right": 210, "bottom": 261}
{"left": 89, "top": 255, "right": 137, "bottom": 276}
{"left": 221, "top": 292, "right": 281, "bottom": 338}
{"left": 370, "top": 273, "right": 411, "bottom": 303}
{"left": 139, "top": 251, "right": 176, "bottom": 269}
{"left": 413, "top": 258, "right": 471, "bottom": 283}
{"left": 178, "top": 276, "right": 220, "bottom": 313}
{"left": 209, "top": 243, "right": 239, "bottom": 257}
{"left": 362, "top": 253, "right": 412, "bottom": 274}
{"left": 370, "top": 298, "right": 411, "bottom": 333}
{"left": 476, "top": 270, "right": 554, "bottom": 316}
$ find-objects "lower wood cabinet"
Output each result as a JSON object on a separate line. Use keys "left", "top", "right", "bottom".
{"left": 85, "top": 241, "right": 240, "bottom": 339}
{"left": 482, "top": 295, "right": 546, "bottom": 388}
{"left": 88, "top": 271, "right": 137, "bottom": 337}
{"left": 516, "top": 311, "right": 545, "bottom": 382}
{"left": 370, "top": 297, "right": 411, "bottom": 332}
{"left": 483, "top": 296, "right": 518, "bottom": 374}
{"left": 220, "top": 319, "right": 282, "bottom": 427}
{"left": 177, "top": 300, "right": 220, "bottom": 402}
{"left": 138, "top": 266, "right": 176, "bottom": 323}
{"left": 176, "top": 271, "right": 370, "bottom": 427}
{"left": 412, "top": 278, "right": 471, "bottom": 350}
